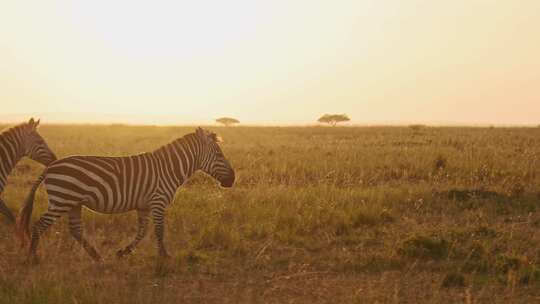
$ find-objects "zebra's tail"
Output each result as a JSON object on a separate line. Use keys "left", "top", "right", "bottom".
{"left": 16, "top": 169, "right": 47, "bottom": 248}
{"left": 0, "top": 198, "right": 15, "bottom": 224}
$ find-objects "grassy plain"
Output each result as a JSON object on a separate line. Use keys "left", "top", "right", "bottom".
{"left": 1, "top": 124, "right": 540, "bottom": 303}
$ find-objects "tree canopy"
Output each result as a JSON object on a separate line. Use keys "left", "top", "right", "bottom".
{"left": 215, "top": 117, "right": 240, "bottom": 126}
{"left": 317, "top": 114, "right": 350, "bottom": 126}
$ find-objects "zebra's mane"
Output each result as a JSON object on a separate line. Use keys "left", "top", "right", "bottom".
{"left": 150, "top": 129, "right": 223, "bottom": 156}
{"left": 182, "top": 129, "right": 222, "bottom": 143}
{"left": 0, "top": 122, "right": 30, "bottom": 136}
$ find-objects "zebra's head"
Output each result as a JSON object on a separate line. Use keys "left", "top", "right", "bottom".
{"left": 23, "top": 118, "right": 57, "bottom": 165}
{"left": 196, "top": 127, "right": 235, "bottom": 188}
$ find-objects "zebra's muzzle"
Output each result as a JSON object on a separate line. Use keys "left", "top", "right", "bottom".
{"left": 220, "top": 173, "right": 235, "bottom": 188}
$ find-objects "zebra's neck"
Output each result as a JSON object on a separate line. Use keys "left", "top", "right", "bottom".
{"left": 0, "top": 127, "right": 25, "bottom": 191}
{"left": 152, "top": 134, "right": 203, "bottom": 192}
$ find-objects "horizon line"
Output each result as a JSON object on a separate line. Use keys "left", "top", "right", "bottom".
{"left": 1, "top": 121, "right": 539, "bottom": 128}
{"left": 0, "top": 112, "right": 538, "bottom": 128}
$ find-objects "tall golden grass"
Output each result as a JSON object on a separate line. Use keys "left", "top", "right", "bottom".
{"left": 0, "top": 124, "right": 539, "bottom": 303}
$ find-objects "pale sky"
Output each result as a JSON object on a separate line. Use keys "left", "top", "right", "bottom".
{"left": 1, "top": 0, "right": 539, "bottom": 125}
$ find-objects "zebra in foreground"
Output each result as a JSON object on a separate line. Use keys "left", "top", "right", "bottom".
{"left": 0, "top": 118, "right": 56, "bottom": 223}
{"left": 17, "top": 128, "right": 235, "bottom": 262}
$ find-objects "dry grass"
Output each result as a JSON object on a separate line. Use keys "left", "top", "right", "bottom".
{"left": 1, "top": 124, "right": 540, "bottom": 303}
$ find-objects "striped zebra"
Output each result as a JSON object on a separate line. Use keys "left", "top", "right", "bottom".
{"left": 0, "top": 118, "right": 56, "bottom": 223}
{"left": 17, "top": 128, "right": 235, "bottom": 262}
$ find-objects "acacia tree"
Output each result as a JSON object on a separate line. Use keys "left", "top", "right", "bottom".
{"left": 317, "top": 114, "right": 350, "bottom": 126}
{"left": 216, "top": 117, "right": 240, "bottom": 126}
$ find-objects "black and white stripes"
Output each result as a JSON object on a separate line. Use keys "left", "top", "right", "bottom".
{"left": 18, "top": 127, "right": 234, "bottom": 261}
{"left": 0, "top": 118, "right": 56, "bottom": 222}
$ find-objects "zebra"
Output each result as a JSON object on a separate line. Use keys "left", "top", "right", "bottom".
{"left": 17, "top": 127, "right": 235, "bottom": 262}
{"left": 0, "top": 118, "right": 57, "bottom": 223}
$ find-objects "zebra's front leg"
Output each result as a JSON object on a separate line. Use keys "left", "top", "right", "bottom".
{"left": 0, "top": 198, "right": 15, "bottom": 223}
{"left": 117, "top": 209, "right": 150, "bottom": 258}
{"left": 68, "top": 206, "right": 102, "bottom": 262}
{"left": 29, "top": 210, "right": 63, "bottom": 263}
{"left": 151, "top": 204, "right": 170, "bottom": 258}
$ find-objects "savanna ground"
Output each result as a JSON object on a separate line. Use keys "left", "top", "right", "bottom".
{"left": 1, "top": 124, "right": 540, "bottom": 303}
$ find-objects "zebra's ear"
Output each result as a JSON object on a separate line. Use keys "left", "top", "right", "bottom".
{"left": 196, "top": 127, "right": 210, "bottom": 143}
{"left": 196, "top": 127, "right": 205, "bottom": 138}
{"left": 28, "top": 118, "right": 39, "bottom": 130}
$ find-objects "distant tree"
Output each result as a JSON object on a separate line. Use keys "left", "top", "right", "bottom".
{"left": 216, "top": 117, "right": 240, "bottom": 126}
{"left": 317, "top": 114, "right": 350, "bottom": 126}
{"left": 408, "top": 124, "right": 426, "bottom": 132}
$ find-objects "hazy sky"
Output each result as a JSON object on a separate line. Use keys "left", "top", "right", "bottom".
{"left": 1, "top": 0, "right": 539, "bottom": 125}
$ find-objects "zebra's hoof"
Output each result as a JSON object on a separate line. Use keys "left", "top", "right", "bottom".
{"left": 116, "top": 249, "right": 129, "bottom": 258}
{"left": 91, "top": 254, "right": 103, "bottom": 263}
{"left": 26, "top": 255, "right": 40, "bottom": 265}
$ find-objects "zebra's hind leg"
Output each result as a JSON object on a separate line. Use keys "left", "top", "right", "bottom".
{"left": 151, "top": 204, "right": 170, "bottom": 258}
{"left": 117, "top": 209, "right": 150, "bottom": 258}
{"left": 29, "top": 209, "right": 65, "bottom": 263}
{"left": 0, "top": 198, "right": 15, "bottom": 223}
{"left": 68, "top": 206, "right": 101, "bottom": 262}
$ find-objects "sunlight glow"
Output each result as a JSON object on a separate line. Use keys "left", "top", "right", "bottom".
{"left": 65, "top": 1, "right": 270, "bottom": 59}
{"left": 1, "top": 0, "right": 539, "bottom": 125}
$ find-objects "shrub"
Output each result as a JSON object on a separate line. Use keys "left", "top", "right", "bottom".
{"left": 519, "top": 265, "right": 540, "bottom": 285}
{"left": 397, "top": 235, "right": 449, "bottom": 260}
{"left": 434, "top": 155, "right": 447, "bottom": 171}
{"left": 495, "top": 254, "right": 522, "bottom": 273}
{"left": 441, "top": 272, "right": 466, "bottom": 288}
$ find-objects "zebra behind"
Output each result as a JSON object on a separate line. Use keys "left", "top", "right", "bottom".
{"left": 0, "top": 118, "right": 56, "bottom": 223}
{"left": 18, "top": 127, "right": 235, "bottom": 262}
